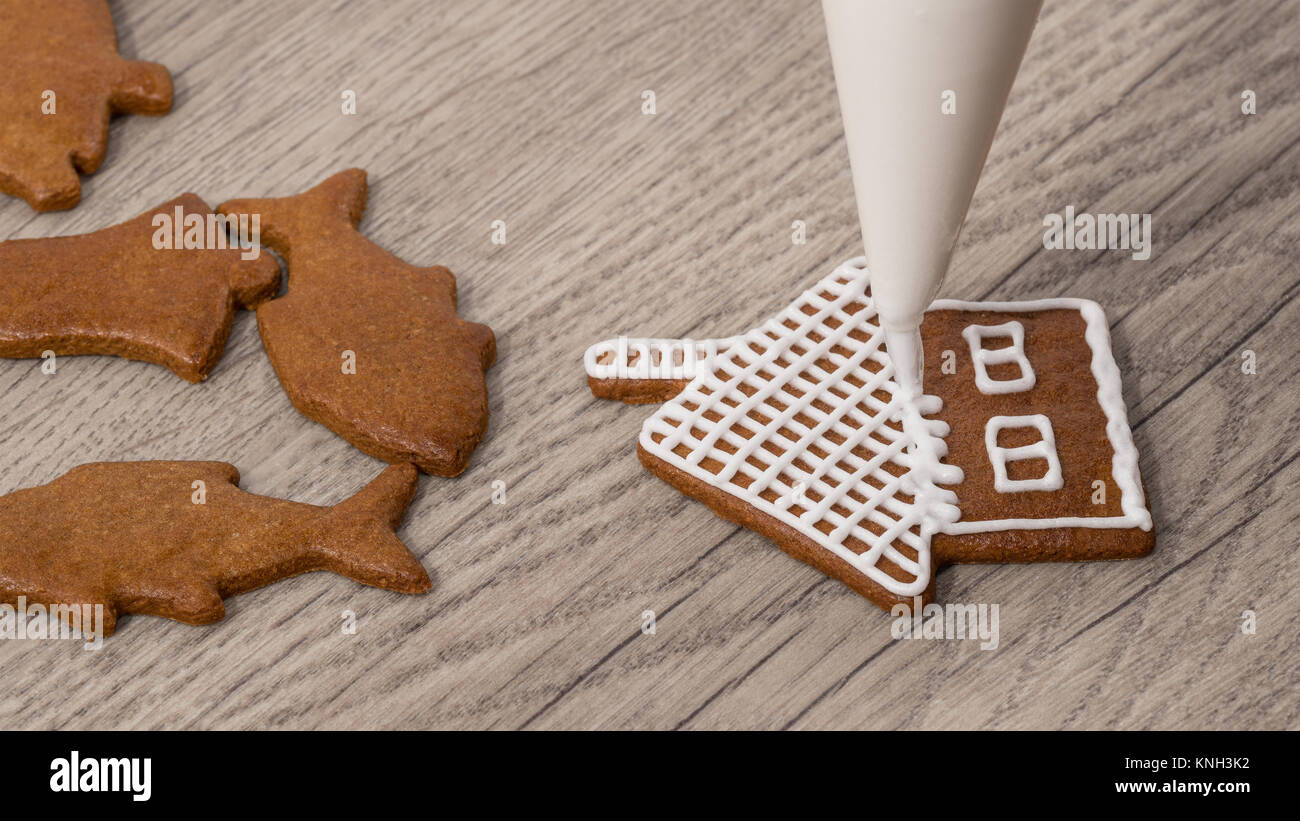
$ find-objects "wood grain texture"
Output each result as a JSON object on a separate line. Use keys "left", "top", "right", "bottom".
{"left": 0, "top": 0, "right": 1295, "bottom": 730}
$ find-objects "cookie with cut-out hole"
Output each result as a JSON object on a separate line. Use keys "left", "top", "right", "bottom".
{"left": 584, "top": 258, "right": 1154, "bottom": 610}
{"left": 0, "top": 0, "right": 172, "bottom": 211}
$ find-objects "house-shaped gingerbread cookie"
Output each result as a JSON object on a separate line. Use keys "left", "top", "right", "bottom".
{"left": 584, "top": 258, "right": 1154, "bottom": 611}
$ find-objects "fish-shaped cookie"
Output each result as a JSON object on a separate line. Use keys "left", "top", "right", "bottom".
{"left": 0, "top": 194, "right": 281, "bottom": 381}
{"left": 0, "top": 461, "right": 429, "bottom": 636}
{"left": 0, "top": 0, "right": 173, "bottom": 211}
{"left": 218, "top": 169, "right": 496, "bottom": 476}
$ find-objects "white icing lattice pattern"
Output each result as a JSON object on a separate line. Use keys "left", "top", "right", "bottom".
{"left": 639, "top": 260, "right": 962, "bottom": 597}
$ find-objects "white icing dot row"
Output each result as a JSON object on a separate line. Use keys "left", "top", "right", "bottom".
{"left": 584, "top": 337, "right": 738, "bottom": 381}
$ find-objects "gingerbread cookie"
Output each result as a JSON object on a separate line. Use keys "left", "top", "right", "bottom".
{"left": 586, "top": 337, "right": 739, "bottom": 404}
{"left": 0, "top": 461, "right": 428, "bottom": 636}
{"left": 0, "top": 194, "right": 281, "bottom": 382}
{"left": 217, "top": 170, "right": 496, "bottom": 476}
{"left": 0, "top": 0, "right": 173, "bottom": 211}
{"left": 585, "top": 258, "right": 1154, "bottom": 610}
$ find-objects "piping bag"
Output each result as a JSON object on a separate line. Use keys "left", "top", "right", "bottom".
{"left": 821, "top": 0, "right": 1043, "bottom": 397}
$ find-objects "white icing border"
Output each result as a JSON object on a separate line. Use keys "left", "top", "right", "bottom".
{"left": 930, "top": 292, "right": 1153, "bottom": 534}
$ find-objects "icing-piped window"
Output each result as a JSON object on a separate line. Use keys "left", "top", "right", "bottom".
{"left": 984, "top": 415, "right": 1063, "bottom": 493}
{"left": 962, "top": 321, "right": 1035, "bottom": 394}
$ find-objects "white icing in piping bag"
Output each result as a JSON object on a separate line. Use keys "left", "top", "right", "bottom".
{"left": 821, "top": 0, "right": 1043, "bottom": 396}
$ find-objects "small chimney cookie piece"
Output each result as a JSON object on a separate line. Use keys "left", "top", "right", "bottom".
{"left": 0, "top": 0, "right": 173, "bottom": 211}
{"left": 0, "top": 194, "right": 281, "bottom": 382}
{"left": 219, "top": 169, "right": 497, "bottom": 477}
{"left": 0, "top": 461, "right": 429, "bottom": 637}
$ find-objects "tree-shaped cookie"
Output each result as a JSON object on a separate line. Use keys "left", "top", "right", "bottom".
{"left": 0, "top": 0, "right": 173, "bottom": 211}
{"left": 218, "top": 170, "right": 497, "bottom": 477}
{"left": 585, "top": 258, "right": 1155, "bottom": 611}
{"left": 0, "top": 461, "right": 429, "bottom": 637}
{"left": 0, "top": 194, "right": 281, "bottom": 381}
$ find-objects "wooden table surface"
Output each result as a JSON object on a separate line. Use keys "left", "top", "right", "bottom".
{"left": 1, "top": 0, "right": 1296, "bottom": 730}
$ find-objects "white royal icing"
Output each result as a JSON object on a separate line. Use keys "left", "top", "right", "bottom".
{"left": 962, "top": 321, "right": 1035, "bottom": 394}
{"left": 589, "top": 258, "right": 1153, "bottom": 596}
{"left": 984, "top": 414, "right": 1063, "bottom": 492}
{"left": 584, "top": 337, "right": 738, "bottom": 382}
{"left": 930, "top": 292, "right": 1153, "bottom": 535}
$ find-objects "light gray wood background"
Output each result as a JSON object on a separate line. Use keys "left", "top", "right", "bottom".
{"left": 1, "top": 0, "right": 1296, "bottom": 730}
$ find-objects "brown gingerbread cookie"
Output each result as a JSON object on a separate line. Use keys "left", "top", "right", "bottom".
{"left": 217, "top": 170, "right": 496, "bottom": 477}
{"left": 585, "top": 337, "right": 737, "bottom": 404}
{"left": 585, "top": 258, "right": 1155, "bottom": 611}
{"left": 0, "top": 461, "right": 429, "bottom": 637}
{"left": 0, "top": 194, "right": 281, "bottom": 381}
{"left": 0, "top": 0, "right": 173, "bottom": 211}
